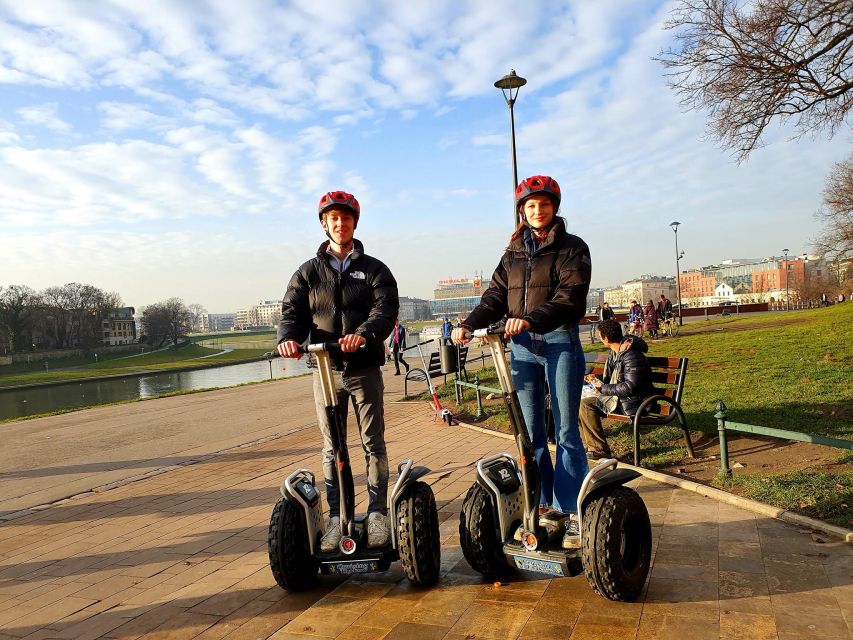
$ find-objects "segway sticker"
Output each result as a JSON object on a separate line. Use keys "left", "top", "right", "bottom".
{"left": 322, "top": 560, "right": 379, "bottom": 575}
{"left": 512, "top": 556, "right": 564, "bottom": 577}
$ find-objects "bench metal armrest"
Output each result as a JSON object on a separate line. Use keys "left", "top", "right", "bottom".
{"left": 630, "top": 394, "right": 693, "bottom": 466}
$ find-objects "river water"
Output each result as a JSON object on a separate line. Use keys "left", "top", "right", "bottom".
{"left": 0, "top": 333, "right": 434, "bottom": 422}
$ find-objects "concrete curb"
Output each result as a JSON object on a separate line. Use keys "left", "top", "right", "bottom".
{"left": 0, "top": 423, "right": 314, "bottom": 524}
{"left": 456, "top": 419, "right": 853, "bottom": 544}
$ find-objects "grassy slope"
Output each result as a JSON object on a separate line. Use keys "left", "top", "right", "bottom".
{"left": 0, "top": 344, "right": 269, "bottom": 388}
{"left": 424, "top": 305, "right": 853, "bottom": 526}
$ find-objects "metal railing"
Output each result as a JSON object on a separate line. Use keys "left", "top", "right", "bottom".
{"left": 715, "top": 400, "right": 853, "bottom": 475}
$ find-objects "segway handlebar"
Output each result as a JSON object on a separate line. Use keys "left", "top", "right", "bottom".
{"left": 402, "top": 339, "right": 433, "bottom": 352}
{"left": 263, "top": 343, "right": 365, "bottom": 359}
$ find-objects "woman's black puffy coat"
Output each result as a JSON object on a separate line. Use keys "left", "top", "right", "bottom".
{"left": 462, "top": 217, "right": 591, "bottom": 333}
{"left": 277, "top": 239, "right": 398, "bottom": 370}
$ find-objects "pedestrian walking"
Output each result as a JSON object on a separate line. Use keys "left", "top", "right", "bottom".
{"left": 388, "top": 319, "right": 410, "bottom": 375}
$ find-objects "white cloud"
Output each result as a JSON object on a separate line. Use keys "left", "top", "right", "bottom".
{"left": 17, "top": 103, "right": 71, "bottom": 132}
{"left": 0, "top": 119, "right": 19, "bottom": 143}
{"left": 98, "top": 101, "right": 171, "bottom": 132}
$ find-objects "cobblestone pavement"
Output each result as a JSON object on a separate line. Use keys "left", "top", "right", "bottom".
{"left": 1, "top": 370, "right": 852, "bottom": 639}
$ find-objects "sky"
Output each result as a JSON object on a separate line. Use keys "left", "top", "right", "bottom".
{"left": 1, "top": 0, "right": 848, "bottom": 313}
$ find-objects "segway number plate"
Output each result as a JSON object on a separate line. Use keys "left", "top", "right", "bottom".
{"left": 511, "top": 555, "right": 565, "bottom": 577}
{"left": 321, "top": 559, "right": 382, "bottom": 576}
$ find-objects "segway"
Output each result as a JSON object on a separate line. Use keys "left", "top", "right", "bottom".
{"left": 266, "top": 341, "right": 441, "bottom": 590}
{"left": 458, "top": 327, "right": 652, "bottom": 601}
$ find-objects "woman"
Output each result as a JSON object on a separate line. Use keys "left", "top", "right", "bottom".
{"left": 643, "top": 299, "right": 658, "bottom": 337}
{"left": 452, "top": 175, "right": 591, "bottom": 548}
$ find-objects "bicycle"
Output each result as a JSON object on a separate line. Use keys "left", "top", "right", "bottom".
{"left": 659, "top": 315, "right": 679, "bottom": 338}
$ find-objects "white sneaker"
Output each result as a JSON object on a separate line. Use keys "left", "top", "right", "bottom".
{"left": 562, "top": 514, "right": 581, "bottom": 549}
{"left": 320, "top": 517, "right": 341, "bottom": 552}
{"left": 366, "top": 512, "right": 390, "bottom": 548}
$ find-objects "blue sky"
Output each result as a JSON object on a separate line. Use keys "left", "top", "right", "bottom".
{"left": 1, "top": 0, "right": 848, "bottom": 313}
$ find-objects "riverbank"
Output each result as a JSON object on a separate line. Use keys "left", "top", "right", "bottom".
{"left": 0, "top": 344, "right": 272, "bottom": 389}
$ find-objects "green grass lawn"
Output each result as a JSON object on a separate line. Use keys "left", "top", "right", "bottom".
{"left": 0, "top": 344, "right": 269, "bottom": 388}
{"left": 417, "top": 305, "right": 853, "bottom": 524}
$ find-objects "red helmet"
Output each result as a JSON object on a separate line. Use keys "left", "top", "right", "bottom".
{"left": 318, "top": 191, "right": 360, "bottom": 220}
{"left": 515, "top": 175, "right": 561, "bottom": 209}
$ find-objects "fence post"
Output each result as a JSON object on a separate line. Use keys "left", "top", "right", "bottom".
{"left": 474, "top": 374, "right": 483, "bottom": 418}
{"left": 715, "top": 400, "right": 731, "bottom": 476}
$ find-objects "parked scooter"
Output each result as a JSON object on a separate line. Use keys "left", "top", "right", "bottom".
{"left": 402, "top": 338, "right": 454, "bottom": 425}
{"left": 266, "top": 342, "right": 441, "bottom": 590}
{"left": 458, "top": 327, "right": 652, "bottom": 601}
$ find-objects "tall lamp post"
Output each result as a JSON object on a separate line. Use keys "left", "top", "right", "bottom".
{"left": 783, "top": 248, "right": 789, "bottom": 311}
{"left": 494, "top": 69, "right": 527, "bottom": 228}
{"left": 670, "top": 221, "right": 684, "bottom": 325}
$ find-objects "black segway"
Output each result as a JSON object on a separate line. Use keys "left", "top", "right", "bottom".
{"left": 266, "top": 341, "right": 441, "bottom": 590}
{"left": 458, "top": 327, "right": 652, "bottom": 601}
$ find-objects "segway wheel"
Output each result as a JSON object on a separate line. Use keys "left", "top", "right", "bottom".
{"left": 459, "top": 483, "right": 512, "bottom": 579}
{"left": 268, "top": 497, "right": 318, "bottom": 591}
{"left": 396, "top": 481, "right": 441, "bottom": 586}
{"left": 581, "top": 486, "right": 651, "bottom": 601}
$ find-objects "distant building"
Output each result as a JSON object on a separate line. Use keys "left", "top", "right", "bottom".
{"left": 586, "top": 288, "right": 605, "bottom": 311}
{"left": 679, "top": 270, "right": 717, "bottom": 300}
{"left": 603, "top": 286, "right": 627, "bottom": 309}
{"left": 430, "top": 275, "right": 489, "bottom": 319}
{"left": 715, "top": 282, "right": 735, "bottom": 299}
{"left": 752, "top": 259, "right": 805, "bottom": 294}
{"left": 234, "top": 300, "right": 281, "bottom": 329}
{"left": 399, "top": 296, "right": 431, "bottom": 322}
{"left": 621, "top": 276, "right": 677, "bottom": 307}
{"left": 102, "top": 307, "right": 137, "bottom": 346}
{"left": 200, "top": 313, "right": 236, "bottom": 332}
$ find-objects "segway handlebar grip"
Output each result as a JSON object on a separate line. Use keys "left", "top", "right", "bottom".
{"left": 305, "top": 342, "right": 366, "bottom": 354}
{"left": 471, "top": 324, "right": 505, "bottom": 338}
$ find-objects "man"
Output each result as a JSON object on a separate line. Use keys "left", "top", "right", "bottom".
{"left": 277, "top": 190, "right": 399, "bottom": 551}
{"left": 580, "top": 319, "right": 655, "bottom": 458}
{"left": 441, "top": 317, "right": 453, "bottom": 344}
{"left": 627, "top": 299, "right": 644, "bottom": 337}
{"left": 598, "top": 301, "right": 615, "bottom": 321}
{"left": 388, "top": 319, "right": 409, "bottom": 375}
{"left": 657, "top": 294, "right": 673, "bottom": 320}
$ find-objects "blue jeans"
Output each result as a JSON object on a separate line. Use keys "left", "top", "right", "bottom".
{"left": 510, "top": 327, "right": 588, "bottom": 514}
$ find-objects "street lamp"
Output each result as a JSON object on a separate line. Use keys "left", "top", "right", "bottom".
{"left": 494, "top": 69, "right": 527, "bottom": 228}
{"left": 670, "top": 221, "right": 684, "bottom": 325}
{"left": 783, "top": 248, "right": 789, "bottom": 311}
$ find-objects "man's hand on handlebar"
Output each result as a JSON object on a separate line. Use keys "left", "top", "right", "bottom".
{"left": 503, "top": 318, "right": 531, "bottom": 339}
{"left": 451, "top": 327, "right": 470, "bottom": 345}
{"left": 277, "top": 340, "right": 302, "bottom": 359}
{"left": 339, "top": 333, "right": 366, "bottom": 353}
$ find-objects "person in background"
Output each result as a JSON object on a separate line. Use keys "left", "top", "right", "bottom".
{"left": 598, "top": 301, "right": 615, "bottom": 322}
{"left": 644, "top": 299, "right": 658, "bottom": 338}
{"left": 579, "top": 319, "right": 654, "bottom": 458}
{"left": 627, "top": 299, "right": 644, "bottom": 337}
{"left": 388, "top": 319, "right": 409, "bottom": 375}
{"left": 657, "top": 294, "right": 673, "bottom": 321}
{"left": 441, "top": 317, "right": 453, "bottom": 344}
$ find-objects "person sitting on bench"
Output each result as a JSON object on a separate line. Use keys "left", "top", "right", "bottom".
{"left": 580, "top": 319, "right": 654, "bottom": 459}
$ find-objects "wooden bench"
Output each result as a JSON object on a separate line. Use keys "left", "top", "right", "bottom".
{"left": 403, "top": 346, "right": 469, "bottom": 398}
{"left": 584, "top": 352, "right": 694, "bottom": 466}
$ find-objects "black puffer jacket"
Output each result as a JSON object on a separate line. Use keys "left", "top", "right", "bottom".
{"left": 277, "top": 239, "right": 399, "bottom": 370}
{"left": 462, "top": 217, "right": 591, "bottom": 333}
{"left": 600, "top": 337, "right": 655, "bottom": 416}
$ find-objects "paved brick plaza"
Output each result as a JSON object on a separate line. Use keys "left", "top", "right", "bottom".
{"left": 1, "top": 372, "right": 852, "bottom": 639}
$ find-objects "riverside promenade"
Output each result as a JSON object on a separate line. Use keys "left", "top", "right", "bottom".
{"left": 1, "top": 370, "right": 852, "bottom": 639}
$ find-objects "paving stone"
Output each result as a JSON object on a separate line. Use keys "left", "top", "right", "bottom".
{"left": 636, "top": 612, "right": 718, "bottom": 640}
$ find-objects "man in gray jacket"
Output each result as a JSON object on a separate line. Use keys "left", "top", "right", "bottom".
{"left": 277, "top": 190, "right": 399, "bottom": 551}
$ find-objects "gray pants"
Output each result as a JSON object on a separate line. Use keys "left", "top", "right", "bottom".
{"left": 313, "top": 366, "right": 388, "bottom": 517}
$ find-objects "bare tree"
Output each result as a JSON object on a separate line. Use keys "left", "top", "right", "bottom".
{"left": 659, "top": 0, "right": 853, "bottom": 162}
{"left": 141, "top": 298, "right": 192, "bottom": 348}
{"left": 187, "top": 303, "right": 207, "bottom": 333}
{"left": 0, "top": 285, "right": 39, "bottom": 353}
{"left": 37, "top": 283, "right": 122, "bottom": 348}
{"left": 817, "top": 153, "right": 853, "bottom": 271}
